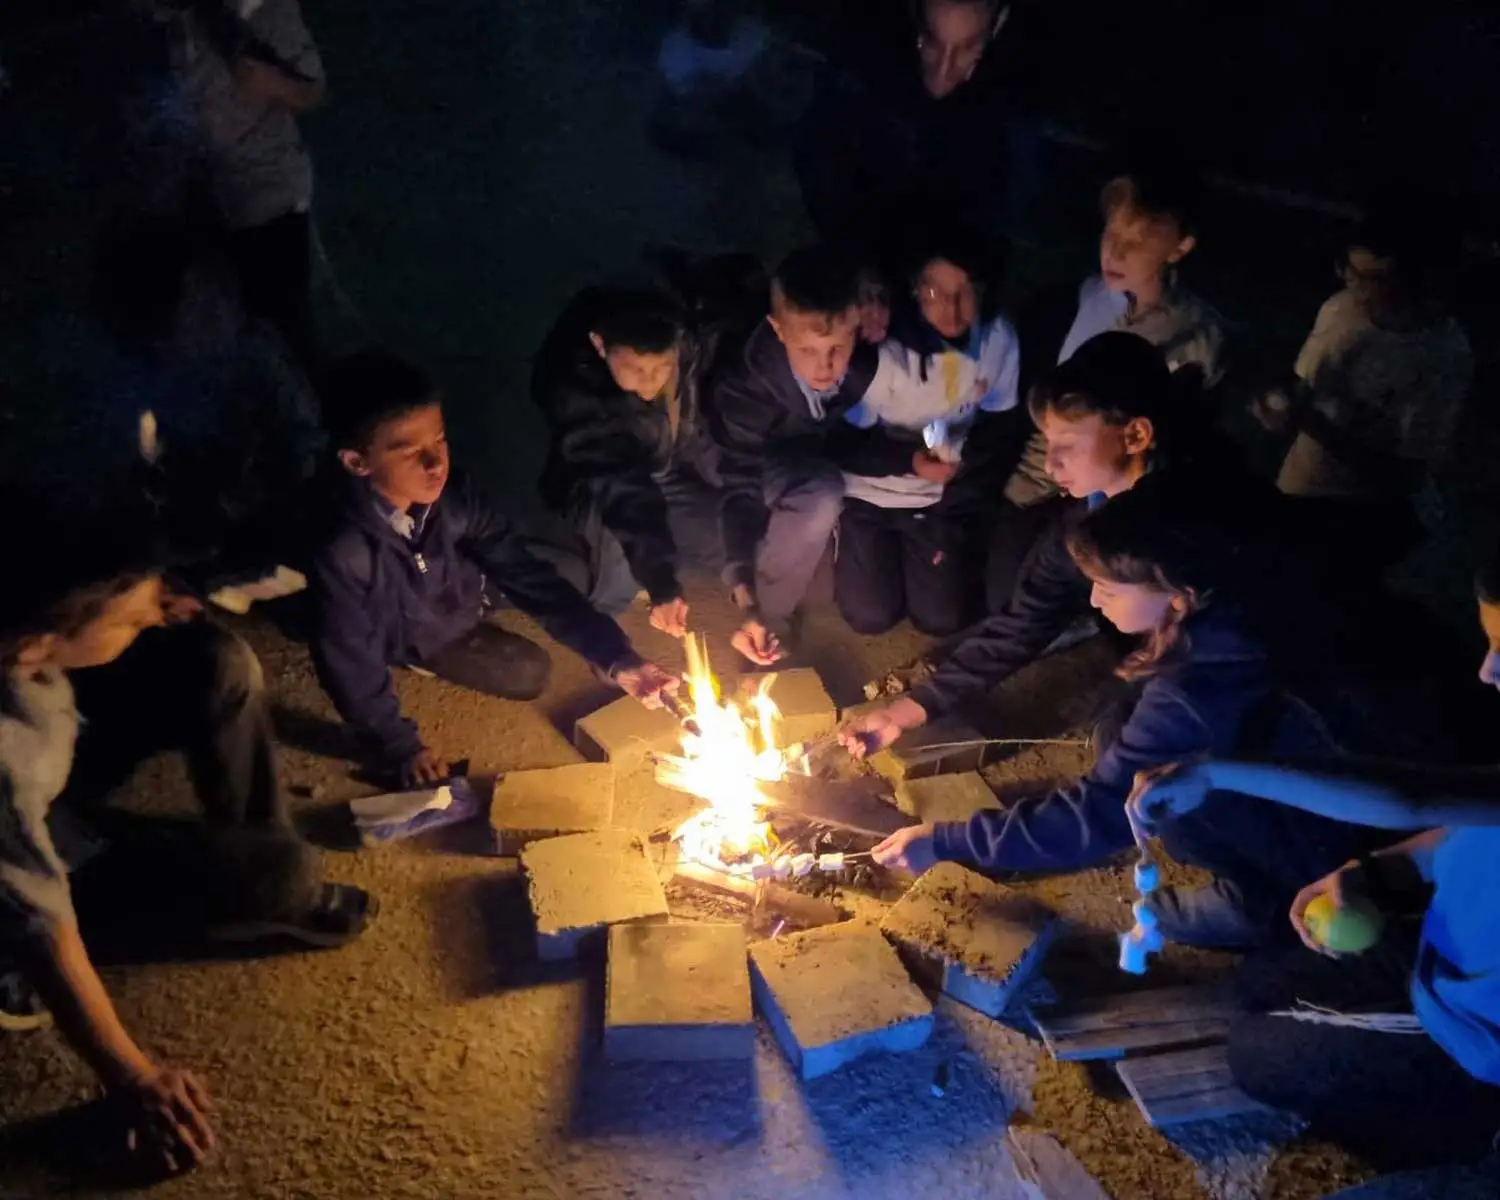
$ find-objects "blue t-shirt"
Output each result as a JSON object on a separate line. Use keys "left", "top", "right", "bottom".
{"left": 1410, "top": 826, "right": 1500, "bottom": 1084}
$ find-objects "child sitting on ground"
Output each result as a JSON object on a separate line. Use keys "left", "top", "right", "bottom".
{"left": 1257, "top": 205, "right": 1473, "bottom": 580}
{"left": 842, "top": 332, "right": 1258, "bottom": 760}
{"left": 1131, "top": 557, "right": 1500, "bottom": 1171}
{"left": 1, "top": 504, "right": 372, "bottom": 1173}
{"left": 867, "top": 473, "right": 1483, "bottom": 949}
{"left": 834, "top": 239, "right": 1021, "bottom": 636}
{"left": 995, "top": 167, "right": 1224, "bottom": 597}
{"left": 309, "top": 352, "right": 678, "bottom": 788}
{"left": 530, "top": 287, "right": 726, "bottom": 633}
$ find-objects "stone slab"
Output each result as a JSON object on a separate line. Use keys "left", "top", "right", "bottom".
{"left": 869, "top": 715, "right": 990, "bottom": 782}
{"left": 605, "top": 923, "right": 754, "bottom": 1062}
{"left": 520, "top": 830, "right": 670, "bottom": 961}
{"left": 894, "top": 772, "right": 1003, "bottom": 824}
{"left": 490, "top": 762, "right": 615, "bottom": 854}
{"left": 749, "top": 921, "right": 933, "bottom": 1080}
{"left": 880, "top": 862, "right": 1055, "bottom": 1019}
{"left": 574, "top": 695, "right": 683, "bottom": 770}
{"left": 755, "top": 668, "right": 837, "bottom": 749}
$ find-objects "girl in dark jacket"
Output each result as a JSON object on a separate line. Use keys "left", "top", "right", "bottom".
{"left": 870, "top": 472, "right": 1442, "bottom": 947}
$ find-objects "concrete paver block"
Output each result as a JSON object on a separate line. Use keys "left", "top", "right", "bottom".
{"left": 758, "top": 668, "right": 837, "bottom": 749}
{"left": 895, "top": 772, "right": 1002, "bottom": 824}
{"left": 869, "top": 715, "right": 989, "bottom": 782}
{"left": 749, "top": 921, "right": 933, "bottom": 1080}
{"left": 880, "top": 862, "right": 1055, "bottom": 1018}
{"left": 490, "top": 762, "right": 615, "bottom": 854}
{"left": 520, "top": 830, "right": 669, "bottom": 961}
{"left": 605, "top": 923, "right": 754, "bottom": 1062}
{"left": 574, "top": 695, "right": 683, "bottom": 769}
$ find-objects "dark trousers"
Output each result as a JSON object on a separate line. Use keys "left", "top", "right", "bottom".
{"left": 416, "top": 621, "right": 553, "bottom": 703}
{"left": 1229, "top": 939, "right": 1500, "bottom": 1171}
{"left": 544, "top": 471, "right": 727, "bottom": 615}
{"left": 835, "top": 498, "right": 965, "bottom": 637}
{"left": 64, "top": 621, "right": 318, "bottom": 930}
{"left": 1092, "top": 684, "right": 1378, "bottom": 944}
{"left": 224, "top": 211, "right": 314, "bottom": 365}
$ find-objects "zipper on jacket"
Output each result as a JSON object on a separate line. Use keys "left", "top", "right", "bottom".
{"left": 414, "top": 552, "right": 428, "bottom": 574}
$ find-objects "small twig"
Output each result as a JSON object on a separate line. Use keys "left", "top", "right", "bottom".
{"left": 908, "top": 737, "right": 1091, "bottom": 753}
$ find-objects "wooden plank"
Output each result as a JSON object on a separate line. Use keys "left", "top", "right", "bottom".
{"left": 1044, "top": 1017, "right": 1231, "bottom": 1062}
{"left": 1115, "top": 1044, "right": 1272, "bottom": 1128}
{"left": 1029, "top": 983, "right": 1237, "bottom": 1060}
{"left": 756, "top": 775, "right": 912, "bottom": 838}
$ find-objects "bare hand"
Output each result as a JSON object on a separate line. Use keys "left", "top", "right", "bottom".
{"left": 648, "top": 597, "right": 690, "bottom": 639}
{"left": 115, "top": 1064, "right": 216, "bottom": 1172}
{"left": 615, "top": 661, "right": 680, "bottom": 709}
{"left": 1289, "top": 861, "right": 1365, "bottom": 958}
{"left": 838, "top": 696, "right": 927, "bottom": 758}
{"left": 401, "top": 747, "right": 449, "bottom": 788}
{"left": 160, "top": 590, "right": 205, "bottom": 625}
{"left": 871, "top": 824, "right": 939, "bottom": 874}
{"left": 731, "top": 619, "right": 783, "bottom": 666}
{"left": 1251, "top": 388, "right": 1292, "bottom": 433}
{"left": 912, "top": 449, "right": 959, "bottom": 484}
{"left": 1128, "top": 761, "right": 1212, "bottom": 831}
{"left": 231, "top": 56, "right": 286, "bottom": 106}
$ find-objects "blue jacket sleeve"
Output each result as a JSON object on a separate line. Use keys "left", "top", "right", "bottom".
{"left": 309, "top": 537, "right": 422, "bottom": 764}
{"left": 908, "top": 510, "right": 1088, "bottom": 718}
{"left": 931, "top": 678, "right": 1214, "bottom": 871}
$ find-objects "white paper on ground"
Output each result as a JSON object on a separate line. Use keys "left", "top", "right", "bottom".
{"left": 349, "top": 785, "right": 455, "bottom": 828}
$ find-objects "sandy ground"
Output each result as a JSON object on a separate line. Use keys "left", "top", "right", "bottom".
{"left": 4, "top": 1, "right": 1500, "bottom": 1197}
{"left": 0, "top": 581, "right": 1481, "bottom": 1200}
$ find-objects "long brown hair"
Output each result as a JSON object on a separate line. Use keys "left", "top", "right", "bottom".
{"left": 1065, "top": 475, "right": 1255, "bottom": 680}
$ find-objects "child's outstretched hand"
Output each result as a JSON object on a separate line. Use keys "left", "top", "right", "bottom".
{"left": 1127, "top": 761, "right": 1212, "bottom": 831}
{"left": 649, "top": 597, "right": 690, "bottom": 639}
{"left": 615, "top": 661, "right": 680, "bottom": 708}
{"left": 871, "top": 824, "right": 938, "bottom": 874}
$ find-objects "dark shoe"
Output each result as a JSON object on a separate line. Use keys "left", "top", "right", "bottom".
{"left": 207, "top": 882, "right": 378, "bottom": 950}
{"left": 0, "top": 971, "right": 52, "bottom": 1032}
{"left": 1145, "top": 880, "right": 1264, "bottom": 950}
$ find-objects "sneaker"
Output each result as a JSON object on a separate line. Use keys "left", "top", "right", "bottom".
{"left": 0, "top": 971, "right": 52, "bottom": 1032}
{"left": 207, "top": 882, "right": 379, "bottom": 950}
{"left": 1144, "top": 880, "right": 1264, "bottom": 950}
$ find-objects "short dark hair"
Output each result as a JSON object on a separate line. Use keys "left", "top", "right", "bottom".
{"left": 590, "top": 291, "right": 683, "bottom": 354}
{"left": 907, "top": 229, "right": 998, "bottom": 293}
{"left": 1351, "top": 197, "right": 1454, "bottom": 294}
{"left": 317, "top": 351, "right": 438, "bottom": 452}
{"left": 1477, "top": 549, "right": 1500, "bottom": 606}
{"left": 0, "top": 498, "right": 165, "bottom": 664}
{"left": 1101, "top": 164, "right": 1203, "bottom": 240}
{"left": 1028, "top": 332, "right": 1173, "bottom": 428}
{"left": 772, "top": 246, "right": 861, "bottom": 320}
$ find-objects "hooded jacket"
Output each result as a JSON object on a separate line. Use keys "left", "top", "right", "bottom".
{"left": 708, "top": 319, "right": 897, "bottom": 588}
{"left": 930, "top": 601, "right": 1370, "bottom": 897}
{"left": 532, "top": 288, "right": 724, "bottom": 605}
{"left": 310, "top": 471, "right": 635, "bottom": 761}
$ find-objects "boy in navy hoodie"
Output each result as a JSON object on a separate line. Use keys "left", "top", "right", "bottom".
{"left": 708, "top": 245, "right": 906, "bottom": 662}
{"left": 310, "top": 353, "right": 677, "bottom": 787}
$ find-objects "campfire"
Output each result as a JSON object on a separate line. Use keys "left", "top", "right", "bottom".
{"left": 654, "top": 637, "right": 848, "bottom": 889}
